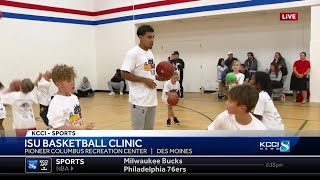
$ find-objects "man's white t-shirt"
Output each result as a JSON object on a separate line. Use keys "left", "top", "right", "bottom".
{"left": 121, "top": 46, "right": 157, "bottom": 107}
{"left": 208, "top": 110, "right": 267, "bottom": 130}
{"left": 161, "top": 80, "right": 180, "bottom": 104}
{"left": 254, "top": 91, "right": 284, "bottom": 130}
{"left": 37, "top": 77, "right": 51, "bottom": 106}
{"left": 47, "top": 94, "right": 83, "bottom": 129}
{"left": 1, "top": 92, "right": 38, "bottom": 129}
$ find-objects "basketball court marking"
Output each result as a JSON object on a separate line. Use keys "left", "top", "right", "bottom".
{"left": 177, "top": 105, "right": 214, "bottom": 122}
{"left": 298, "top": 120, "right": 309, "bottom": 131}
{"left": 294, "top": 120, "right": 309, "bottom": 136}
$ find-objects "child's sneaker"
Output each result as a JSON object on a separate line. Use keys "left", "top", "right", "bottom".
{"left": 173, "top": 117, "right": 180, "bottom": 125}
{"left": 167, "top": 119, "right": 171, "bottom": 127}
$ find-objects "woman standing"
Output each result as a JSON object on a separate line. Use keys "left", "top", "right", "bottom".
{"left": 290, "top": 52, "right": 311, "bottom": 103}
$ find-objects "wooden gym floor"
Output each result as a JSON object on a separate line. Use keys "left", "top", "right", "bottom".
{"left": 2, "top": 92, "right": 320, "bottom": 133}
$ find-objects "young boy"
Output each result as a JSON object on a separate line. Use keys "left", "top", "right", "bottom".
{"left": 47, "top": 64, "right": 94, "bottom": 130}
{"left": 1, "top": 79, "right": 38, "bottom": 136}
{"left": 240, "top": 64, "right": 250, "bottom": 83}
{"left": 34, "top": 70, "right": 52, "bottom": 127}
{"left": 208, "top": 84, "right": 266, "bottom": 130}
{"left": 162, "top": 72, "right": 180, "bottom": 127}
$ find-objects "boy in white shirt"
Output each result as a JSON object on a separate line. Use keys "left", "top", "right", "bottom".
{"left": 250, "top": 72, "right": 284, "bottom": 130}
{"left": 208, "top": 84, "right": 266, "bottom": 130}
{"left": 34, "top": 70, "right": 52, "bottom": 127}
{"left": 162, "top": 72, "right": 180, "bottom": 127}
{"left": 1, "top": 79, "right": 38, "bottom": 136}
{"left": 47, "top": 64, "right": 94, "bottom": 130}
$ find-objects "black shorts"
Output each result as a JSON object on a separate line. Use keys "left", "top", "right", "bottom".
{"left": 290, "top": 75, "right": 308, "bottom": 91}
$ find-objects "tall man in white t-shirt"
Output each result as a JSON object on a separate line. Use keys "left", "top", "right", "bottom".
{"left": 121, "top": 25, "right": 165, "bottom": 130}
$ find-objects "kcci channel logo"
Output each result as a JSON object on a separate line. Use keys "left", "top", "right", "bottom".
{"left": 259, "top": 140, "right": 290, "bottom": 152}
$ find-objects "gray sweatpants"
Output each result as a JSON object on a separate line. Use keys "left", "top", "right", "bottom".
{"left": 108, "top": 81, "right": 124, "bottom": 92}
{"left": 130, "top": 103, "right": 156, "bottom": 130}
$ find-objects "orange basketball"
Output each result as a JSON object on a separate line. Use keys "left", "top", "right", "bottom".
{"left": 167, "top": 92, "right": 179, "bottom": 106}
{"left": 10, "top": 79, "right": 21, "bottom": 92}
{"left": 156, "top": 61, "right": 174, "bottom": 79}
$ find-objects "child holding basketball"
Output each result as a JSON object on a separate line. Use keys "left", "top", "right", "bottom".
{"left": 228, "top": 60, "right": 245, "bottom": 89}
{"left": 47, "top": 64, "right": 94, "bottom": 130}
{"left": 1, "top": 79, "right": 38, "bottom": 136}
{"left": 208, "top": 84, "right": 266, "bottom": 130}
{"left": 250, "top": 71, "right": 284, "bottom": 130}
{"left": 162, "top": 72, "right": 180, "bottom": 127}
{"left": 34, "top": 70, "right": 52, "bottom": 127}
{"left": 0, "top": 82, "right": 6, "bottom": 137}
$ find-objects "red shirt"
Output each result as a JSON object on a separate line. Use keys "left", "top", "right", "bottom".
{"left": 293, "top": 60, "right": 311, "bottom": 78}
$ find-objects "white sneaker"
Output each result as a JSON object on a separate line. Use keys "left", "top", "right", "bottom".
{"left": 108, "top": 92, "right": 115, "bottom": 96}
{"left": 301, "top": 99, "right": 308, "bottom": 104}
{"left": 120, "top": 92, "right": 123, "bottom": 95}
